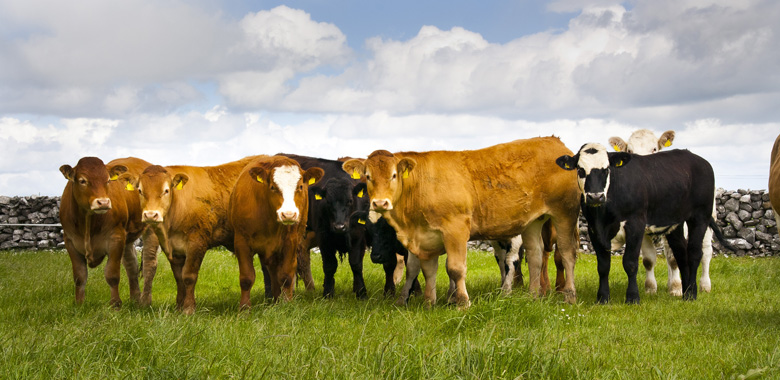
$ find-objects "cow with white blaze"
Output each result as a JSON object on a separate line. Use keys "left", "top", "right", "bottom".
{"left": 556, "top": 143, "right": 732, "bottom": 303}
{"left": 608, "top": 129, "right": 716, "bottom": 295}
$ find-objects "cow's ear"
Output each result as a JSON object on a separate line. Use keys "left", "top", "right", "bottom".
{"left": 609, "top": 152, "right": 632, "bottom": 168}
{"left": 608, "top": 137, "right": 627, "bottom": 152}
{"left": 118, "top": 173, "right": 139, "bottom": 191}
{"left": 397, "top": 158, "right": 416, "bottom": 179}
{"left": 311, "top": 186, "right": 326, "bottom": 201}
{"left": 59, "top": 165, "right": 74, "bottom": 181}
{"left": 342, "top": 159, "right": 365, "bottom": 180}
{"left": 658, "top": 130, "right": 675, "bottom": 149}
{"left": 349, "top": 211, "right": 369, "bottom": 227}
{"left": 353, "top": 182, "right": 367, "bottom": 199}
{"left": 108, "top": 165, "right": 128, "bottom": 181}
{"left": 555, "top": 155, "right": 577, "bottom": 171}
{"left": 303, "top": 167, "right": 324, "bottom": 186}
{"left": 249, "top": 167, "right": 269, "bottom": 185}
{"left": 172, "top": 173, "right": 189, "bottom": 190}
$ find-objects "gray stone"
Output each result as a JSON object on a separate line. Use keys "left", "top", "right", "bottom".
{"left": 738, "top": 189, "right": 748, "bottom": 195}
{"left": 756, "top": 230, "right": 774, "bottom": 244}
{"left": 7, "top": 217, "right": 19, "bottom": 224}
{"left": 17, "top": 240, "right": 34, "bottom": 248}
{"left": 730, "top": 193, "right": 741, "bottom": 199}
{"left": 767, "top": 209, "right": 776, "bottom": 220}
{"left": 0, "top": 196, "right": 9, "bottom": 205}
{"left": 738, "top": 228, "right": 756, "bottom": 245}
{"left": 732, "top": 238, "right": 753, "bottom": 250}
{"left": 753, "top": 210, "right": 765, "bottom": 219}
{"left": 745, "top": 219, "right": 760, "bottom": 227}
{"left": 22, "top": 232, "right": 35, "bottom": 240}
{"left": 739, "top": 203, "right": 754, "bottom": 213}
{"left": 758, "top": 224, "right": 767, "bottom": 233}
{"left": 724, "top": 198, "right": 740, "bottom": 212}
{"left": 751, "top": 192, "right": 763, "bottom": 202}
{"left": 717, "top": 205, "right": 726, "bottom": 214}
{"left": 738, "top": 210, "right": 752, "bottom": 221}
{"left": 37, "top": 240, "right": 50, "bottom": 248}
{"left": 763, "top": 193, "right": 771, "bottom": 202}
{"left": 740, "top": 194, "right": 752, "bottom": 203}
{"left": 765, "top": 218, "right": 777, "bottom": 227}
{"left": 723, "top": 225, "right": 737, "bottom": 238}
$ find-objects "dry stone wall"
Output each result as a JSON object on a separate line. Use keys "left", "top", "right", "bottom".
{"left": 2, "top": 192, "right": 780, "bottom": 257}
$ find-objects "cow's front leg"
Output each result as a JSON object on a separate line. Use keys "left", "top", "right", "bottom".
{"left": 140, "top": 229, "right": 160, "bottom": 306}
{"left": 622, "top": 228, "right": 643, "bottom": 304}
{"left": 320, "top": 246, "right": 338, "bottom": 298}
{"left": 121, "top": 241, "right": 141, "bottom": 304}
{"left": 521, "top": 220, "right": 545, "bottom": 298}
{"left": 590, "top": 231, "right": 612, "bottom": 304}
{"left": 104, "top": 234, "right": 126, "bottom": 308}
{"left": 420, "top": 256, "right": 440, "bottom": 308}
{"left": 347, "top": 242, "right": 367, "bottom": 299}
{"left": 180, "top": 243, "right": 207, "bottom": 315}
{"left": 65, "top": 239, "right": 88, "bottom": 305}
{"left": 639, "top": 234, "right": 658, "bottom": 294}
{"left": 234, "top": 235, "right": 255, "bottom": 310}
{"left": 382, "top": 261, "right": 397, "bottom": 296}
{"left": 396, "top": 253, "right": 422, "bottom": 306}
{"left": 666, "top": 227, "right": 689, "bottom": 300}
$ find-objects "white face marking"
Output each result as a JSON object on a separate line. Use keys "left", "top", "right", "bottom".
{"left": 626, "top": 129, "right": 660, "bottom": 155}
{"left": 577, "top": 143, "right": 610, "bottom": 194}
{"left": 273, "top": 165, "right": 301, "bottom": 222}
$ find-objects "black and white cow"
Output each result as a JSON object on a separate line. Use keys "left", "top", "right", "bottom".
{"left": 556, "top": 143, "right": 731, "bottom": 303}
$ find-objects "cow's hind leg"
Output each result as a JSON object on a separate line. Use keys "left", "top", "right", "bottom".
{"left": 104, "top": 234, "right": 126, "bottom": 308}
{"left": 181, "top": 247, "right": 206, "bottom": 315}
{"left": 421, "top": 256, "right": 440, "bottom": 308}
{"left": 665, "top": 227, "right": 689, "bottom": 299}
{"left": 640, "top": 234, "right": 658, "bottom": 294}
{"left": 622, "top": 220, "right": 645, "bottom": 304}
{"left": 234, "top": 234, "right": 255, "bottom": 309}
{"left": 550, "top": 214, "right": 578, "bottom": 304}
{"left": 521, "top": 220, "right": 545, "bottom": 299}
{"left": 663, "top": 237, "right": 683, "bottom": 296}
{"left": 382, "top": 261, "right": 396, "bottom": 296}
{"left": 442, "top": 224, "right": 471, "bottom": 309}
{"left": 683, "top": 220, "right": 708, "bottom": 301}
{"left": 699, "top": 227, "right": 714, "bottom": 292}
{"left": 396, "top": 253, "right": 422, "bottom": 306}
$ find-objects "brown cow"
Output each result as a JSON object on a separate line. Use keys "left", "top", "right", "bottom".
{"left": 229, "top": 156, "right": 323, "bottom": 307}
{"left": 118, "top": 156, "right": 261, "bottom": 314}
{"left": 59, "top": 157, "right": 147, "bottom": 307}
{"left": 343, "top": 136, "right": 581, "bottom": 308}
{"left": 770, "top": 134, "right": 780, "bottom": 233}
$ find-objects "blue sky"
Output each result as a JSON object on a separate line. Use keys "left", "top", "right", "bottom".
{"left": 0, "top": 0, "right": 778, "bottom": 196}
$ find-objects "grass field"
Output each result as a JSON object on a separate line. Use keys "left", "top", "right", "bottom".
{"left": 1, "top": 248, "right": 779, "bottom": 379}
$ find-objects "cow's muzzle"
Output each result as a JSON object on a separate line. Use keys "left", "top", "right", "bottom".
{"left": 90, "top": 198, "right": 112, "bottom": 214}
{"left": 371, "top": 198, "right": 393, "bottom": 212}
{"left": 585, "top": 192, "right": 606, "bottom": 206}
{"left": 278, "top": 210, "right": 300, "bottom": 225}
{"left": 142, "top": 210, "right": 163, "bottom": 224}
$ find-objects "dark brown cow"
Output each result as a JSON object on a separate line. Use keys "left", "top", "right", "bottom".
{"left": 343, "top": 136, "right": 581, "bottom": 308}
{"left": 119, "top": 156, "right": 261, "bottom": 314}
{"left": 59, "top": 157, "right": 147, "bottom": 307}
{"left": 229, "top": 156, "right": 323, "bottom": 307}
{"left": 770, "top": 134, "right": 780, "bottom": 232}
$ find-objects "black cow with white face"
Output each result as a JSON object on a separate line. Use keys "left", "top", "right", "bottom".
{"left": 279, "top": 154, "right": 369, "bottom": 299}
{"left": 556, "top": 143, "right": 731, "bottom": 303}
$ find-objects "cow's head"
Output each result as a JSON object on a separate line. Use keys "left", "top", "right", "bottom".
{"left": 311, "top": 177, "right": 359, "bottom": 233}
{"left": 352, "top": 210, "right": 402, "bottom": 264}
{"left": 60, "top": 157, "right": 120, "bottom": 215}
{"left": 249, "top": 162, "right": 324, "bottom": 225}
{"left": 118, "top": 165, "right": 188, "bottom": 224}
{"left": 342, "top": 151, "right": 416, "bottom": 213}
{"left": 556, "top": 143, "right": 631, "bottom": 207}
{"left": 608, "top": 129, "right": 675, "bottom": 155}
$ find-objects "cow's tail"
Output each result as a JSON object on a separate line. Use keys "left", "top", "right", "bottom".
{"left": 709, "top": 217, "right": 737, "bottom": 252}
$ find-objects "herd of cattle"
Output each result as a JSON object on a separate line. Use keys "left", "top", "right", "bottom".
{"left": 58, "top": 130, "right": 780, "bottom": 313}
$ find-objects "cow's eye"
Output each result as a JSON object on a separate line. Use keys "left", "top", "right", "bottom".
{"left": 79, "top": 179, "right": 87, "bottom": 186}
{"left": 298, "top": 185, "right": 303, "bottom": 191}
{"left": 163, "top": 189, "right": 169, "bottom": 195}
{"left": 391, "top": 173, "right": 397, "bottom": 180}
{"left": 366, "top": 174, "right": 371, "bottom": 181}
{"left": 652, "top": 148, "right": 657, "bottom": 153}
{"left": 270, "top": 185, "right": 276, "bottom": 192}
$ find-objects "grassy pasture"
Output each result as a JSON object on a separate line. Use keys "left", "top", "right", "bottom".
{"left": 1, "top": 248, "right": 780, "bottom": 379}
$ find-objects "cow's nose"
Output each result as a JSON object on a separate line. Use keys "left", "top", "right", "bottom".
{"left": 92, "top": 198, "right": 112, "bottom": 212}
{"left": 334, "top": 222, "right": 347, "bottom": 232}
{"left": 143, "top": 211, "right": 162, "bottom": 223}
{"left": 280, "top": 210, "right": 299, "bottom": 224}
{"left": 371, "top": 199, "right": 392, "bottom": 211}
{"left": 586, "top": 192, "right": 606, "bottom": 205}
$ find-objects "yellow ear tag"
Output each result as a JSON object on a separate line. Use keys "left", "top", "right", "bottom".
{"left": 351, "top": 170, "right": 360, "bottom": 180}
{"left": 110, "top": 174, "right": 118, "bottom": 181}
{"left": 402, "top": 169, "right": 409, "bottom": 179}
{"left": 256, "top": 176, "right": 263, "bottom": 183}
{"left": 175, "top": 181, "right": 183, "bottom": 190}
{"left": 357, "top": 189, "right": 364, "bottom": 198}
{"left": 358, "top": 219, "right": 366, "bottom": 225}
{"left": 615, "top": 160, "right": 624, "bottom": 167}
{"left": 564, "top": 163, "right": 571, "bottom": 169}
{"left": 315, "top": 194, "right": 322, "bottom": 200}
{"left": 308, "top": 177, "right": 316, "bottom": 185}
{"left": 125, "top": 183, "right": 134, "bottom": 191}
{"left": 613, "top": 145, "right": 620, "bottom": 152}
{"left": 664, "top": 140, "right": 671, "bottom": 147}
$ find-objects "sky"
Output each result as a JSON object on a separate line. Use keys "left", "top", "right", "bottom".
{"left": 0, "top": 0, "right": 778, "bottom": 196}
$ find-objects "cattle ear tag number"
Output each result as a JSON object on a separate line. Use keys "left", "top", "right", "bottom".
{"left": 358, "top": 218, "right": 366, "bottom": 225}
{"left": 352, "top": 170, "right": 360, "bottom": 180}
{"left": 125, "top": 183, "right": 134, "bottom": 191}
{"left": 403, "top": 169, "right": 409, "bottom": 179}
{"left": 613, "top": 145, "right": 620, "bottom": 152}
{"left": 664, "top": 140, "right": 671, "bottom": 147}
{"left": 175, "top": 181, "right": 183, "bottom": 190}
{"left": 357, "top": 189, "right": 364, "bottom": 198}
{"left": 315, "top": 194, "right": 322, "bottom": 200}
{"left": 110, "top": 174, "right": 118, "bottom": 181}
{"left": 308, "top": 177, "right": 316, "bottom": 185}
{"left": 256, "top": 176, "right": 263, "bottom": 183}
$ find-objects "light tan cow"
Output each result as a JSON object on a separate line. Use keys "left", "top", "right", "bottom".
{"left": 342, "top": 136, "right": 581, "bottom": 308}
{"left": 770, "top": 134, "right": 780, "bottom": 233}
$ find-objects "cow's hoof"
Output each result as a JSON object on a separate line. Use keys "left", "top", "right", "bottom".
{"left": 700, "top": 279, "right": 711, "bottom": 293}
{"left": 596, "top": 294, "right": 609, "bottom": 304}
{"left": 562, "top": 290, "right": 576, "bottom": 304}
{"left": 669, "top": 281, "right": 683, "bottom": 297}
{"left": 140, "top": 294, "right": 152, "bottom": 307}
{"left": 625, "top": 297, "right": 640, "bottom": 305}
{"left": 394, "top": 297, "right": 408, "bottom": 307}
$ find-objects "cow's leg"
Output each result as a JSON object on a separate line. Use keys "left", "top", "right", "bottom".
{"left": 540, "top": 250, "right": 551, "bottom": 294}
{"left": 235, "top": 236, "right": 256, "bottom": 309}
{"left": 662, "top": 237, "right": 683, "bottom": 296}
{"left": 622, "top": 219, "right": 644, "bottom": 304}
{"left": 521, "top": 220, "right": 545, "bottom": 298}
{"left": 551, "top": 215, "right": 578, "bottom": 304}
{"left": 382, "top": 261, "right": 396, "bottom": 296}
{"left": 393, "top": 254, "right": 405, "bottom": 285}
{"left": 683, "top": 220, "right": 708, "bottom": 301}
{"left": 665, "top": 227, "right": 688, "bottom": 299}
{"left": 490, "top": 240, "right": 509, "bottom": 290}
{"left": 297, "top": 248, "right": 316, "bottom": 292}
{"left": 590, "top": 229, "right": 611, "bottom": 304}
{"left": 321, "top": 246, "right": 338, "bottom": 298}
{"left": 104, "top": 233, "right": 126, "bottom": 308}
{"left": 168, "top": 254, "right": 186, "bottom": 308}
{"left": 507, "top": 237, "right": 524, "bottom": 292}
{"left": 699, "top": 227, "right": 714, "bottom": 292}
{"left": 442, "top": 224, "right": 471, "bottom": 308}
{"left": 140, "top": 229, "right": 160, "bottom": 306}
{"left": 261, "top": 264, "right": 272, "bottom": 299}
{"left": 396, "top": 253, "right": 422, "bottom": 306}
{"left": 347, "top": 242, "right": 368, "bottom": 299}
{"left": 420, "top": 256, "right": 440, "bottom": 308}
{"left": 640, "top": 234, "right": 658, "bottom": 294}
{"left": 553, "top": 249, "right": 565, "bottom": 292}
{"left": 180, "top": 247, "right": 206, "bottom": 315}
{"left": 121, "top": 242, "right": 141, "bottom": 304}
{"left": 65, "top": 239, "right": 88, "bottom": 305}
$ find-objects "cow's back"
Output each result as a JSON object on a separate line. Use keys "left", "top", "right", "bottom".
{"left": 395, "top": 136, "right": 579, "bottom": 239}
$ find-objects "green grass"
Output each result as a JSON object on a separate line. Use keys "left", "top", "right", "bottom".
{"left": 2, "top": 248, "right": 780, "bottom": 379}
